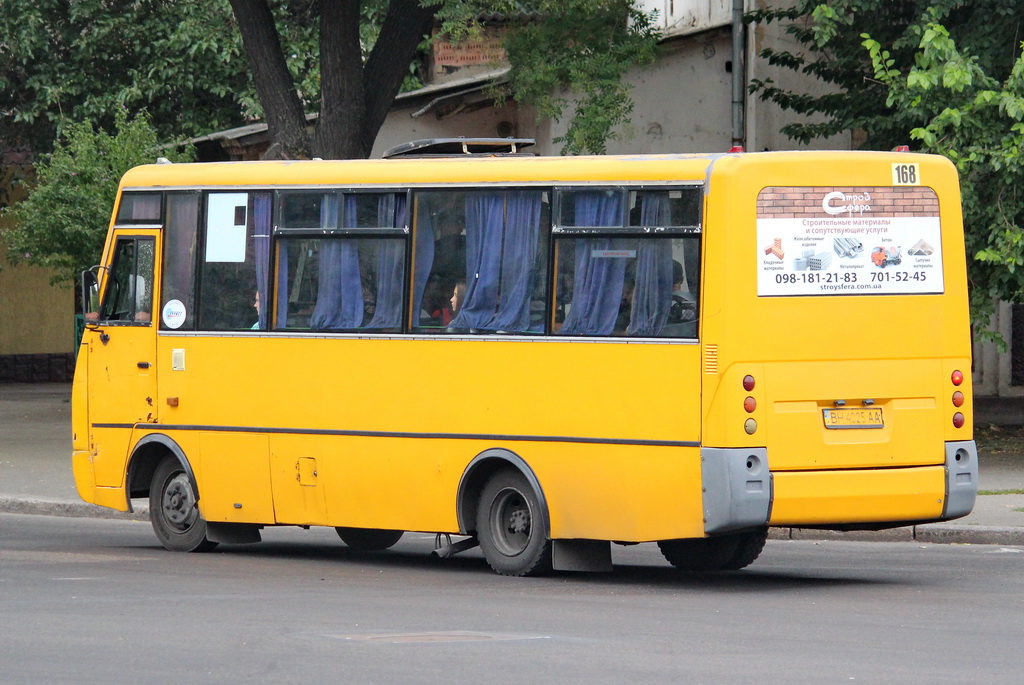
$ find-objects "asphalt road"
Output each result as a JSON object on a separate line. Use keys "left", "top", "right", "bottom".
{"left": 1, "top": 513, "right": 1021, "bottom": 684}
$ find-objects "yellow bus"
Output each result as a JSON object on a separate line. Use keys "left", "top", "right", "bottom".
{"left": 72, "top": 140, "right": 977, "bottom": 575}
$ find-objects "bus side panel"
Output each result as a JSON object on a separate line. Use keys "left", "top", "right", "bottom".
{"left": 529, "top": 443, "right": 705, "bottom": 541}
{"left": 199, "top": 432, "right": 276, "bottom": 524}
{"left": 156, "top": 335, "right": 703, "bottom": 542}
{"left": 313, "top": 439, "right": 705, "bottom": 542}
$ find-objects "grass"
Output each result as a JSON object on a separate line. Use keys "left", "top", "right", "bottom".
{"left": 978, "top": 489, "right": 1024, "bottom": 496}
{"left": 975, "top": 424, "right": 1024, "bottom": 454}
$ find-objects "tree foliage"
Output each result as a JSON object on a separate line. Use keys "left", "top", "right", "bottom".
{"left": 2, "top": 110, "right": 194, "bottom": 285}
{"left": 1, "top": 1, "right": 658, "bottom": 159}
{"left": 748, "top": 1, "right": 1024, "bottom": 327}
{"left": 0, "top": 1, "right": 258, "bottom": 150}
{"left": 747, "top": 1, "right": 1023, "bottom": 149}
{"left": 863, "top": 18, "right": 1024, "bottom": 325}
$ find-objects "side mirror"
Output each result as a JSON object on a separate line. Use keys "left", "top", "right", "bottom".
{"left": 81, "top": 266, "right": 104, "bottom": 328}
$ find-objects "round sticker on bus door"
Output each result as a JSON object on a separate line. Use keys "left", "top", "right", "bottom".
{"left": 162, "top": 299, "right": 187, "bottom": 329}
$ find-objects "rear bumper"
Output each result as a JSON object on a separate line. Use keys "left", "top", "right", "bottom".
{"left": 768, "top": 440, "right": 977, "bottom": 526}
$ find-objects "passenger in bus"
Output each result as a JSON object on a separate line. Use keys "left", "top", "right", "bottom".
{"left": 419, "top": 273, "right": 454, "bottom": 327}
{"left": 251, "top": 290, "right": 261, "bottom": 330}
{"left": 445, "top": 279, "right": 469, "bottom": 332}
{"left": 450, "top": 279, "right": 467, "bottom": 315}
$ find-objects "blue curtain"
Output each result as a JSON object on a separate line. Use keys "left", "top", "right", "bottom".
{"left": 627, "top": 194, "right": 673, "bottom": 336}
{"left": 490, "top": 191, "right": 543, "bottom": 332}
{"left": 411, "top": 200, "right": 436, "bottom": 323}
{"left": 275, "top": 241, "right": 289, "bottom": 329}
{"left": 310, "top": 195, "right": 364, "bottom": 330}
{"left": 449, "top": 193, "right": 505, "bottom": 330}
{"left": 558, "top": 192, "right": 627, "bottom": 336}
{"left": 253, "top": 193, "right": 272, "bottom": 330}
{"left": 448, "top": 191, "right": 543, "bottom": 332}
{"left": 364, "top": 195, "right": 407, "bottom": 329}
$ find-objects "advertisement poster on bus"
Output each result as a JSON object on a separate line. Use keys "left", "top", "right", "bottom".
{"left": 756, "top": 185, "right": 944, "bottom": 297}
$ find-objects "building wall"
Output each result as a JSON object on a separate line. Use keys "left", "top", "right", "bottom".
{"left": 0, "top": 165, "right": 76, "bottom": 381}
{"left": 746, "top": 2, "right": 852, "bottom": 152}
{"left": 973, "top": 302, "right": 1024, "bottom": 397}
{"left": 540, "top": 20, "right": 848, "bottom": 157}
{"left": 370, "top": 98, "right": 539, "bottom": 159}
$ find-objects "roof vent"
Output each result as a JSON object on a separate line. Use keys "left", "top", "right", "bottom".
{"left": 382, "top": 137, "right": 535, "bottom": 159}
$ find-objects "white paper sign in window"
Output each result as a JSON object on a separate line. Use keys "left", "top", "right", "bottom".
{"left": 205, "top": 193, "right": 249, "bottom": 263}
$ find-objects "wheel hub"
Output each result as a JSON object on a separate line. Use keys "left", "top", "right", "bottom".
{"left": 162, "top": 474, "right": 196, "bottom": 528}
{"left": 507, "top": 509, "right": 530, "bottom": 536}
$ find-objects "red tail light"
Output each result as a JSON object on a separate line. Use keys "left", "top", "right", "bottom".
{"left": 951, "top": 370, "right": 963, "bottom": 386}
{"left": 952, "top": 412, "right": 965, "bottom": 429}
{"left": 952, "top": 391, "right": 964, "bottom": 408}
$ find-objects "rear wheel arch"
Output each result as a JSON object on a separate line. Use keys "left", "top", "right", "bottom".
{"left": 456, "top": 448, "right": 549, "bottom": 538}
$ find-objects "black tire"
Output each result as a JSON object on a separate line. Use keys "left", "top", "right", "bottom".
{"left": 658, "top": 528, "right": 769, "bottom": 572}
{"left": 658, "top": 535, "right": 740, "bottom": 572}
{"left": 335, "top": 527, "right": 404, "bottom": 551}
{"left": 721, "top": 527, "right": 768, "bottom": 571}
{"left": 149, "top": 457, "right": 217, "bottom": 553}
{"left": 476, "top": 468, "right": 552, "bottom": 577}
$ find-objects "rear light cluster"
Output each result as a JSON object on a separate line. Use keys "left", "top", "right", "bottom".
{"left": 743, "top": 375, "right": 757, "bottom": 435}
{"left": 951, "top": 370, "right": 965, "bottom": 429}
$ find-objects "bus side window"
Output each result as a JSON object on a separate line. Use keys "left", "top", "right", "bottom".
{"left": 198, "top": 192, "right": 273, "bottom": 331}
{"left": 101, "top": 237, "right": 154, "bottom": 324}
{"left": 410, "top": 189, "right": 549, "bottom": 335}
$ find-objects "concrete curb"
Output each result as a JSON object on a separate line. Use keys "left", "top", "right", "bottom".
{"left": 0, "top": 496, "right": 149, "bottom": 522}
{"left": 2, "top": 495, "right": 1022, "bottom": 546}
{"left": 770, "top": 525, "right": 1024, "bottom": 546}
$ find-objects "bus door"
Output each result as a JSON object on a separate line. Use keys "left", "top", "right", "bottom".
{"left": 84, "top": 229, "right": 160, "bottom": 487}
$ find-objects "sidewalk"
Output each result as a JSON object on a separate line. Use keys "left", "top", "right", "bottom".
{"left": 2, "top": 382, "right": 1023, "bottom": 545}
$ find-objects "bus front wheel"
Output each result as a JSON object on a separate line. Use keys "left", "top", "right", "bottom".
{"left": 476, "top": 469, "right": 552, "bottom": 577}
{"left": 149, "top": 457, "right": 217, "bottom": 553}
{"left": 335, "top": 527, "right": 404, "bottom": 551}
{"left": 658, "top": 527, "right": 767, "bottom": 572}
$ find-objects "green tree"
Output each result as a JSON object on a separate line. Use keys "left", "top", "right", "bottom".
{"left": 1, "top": 1, "right": 657, "bottom": 159}
{"left": 747, "top": 1, "right": 1024, "bottom": 326}
{"left": 2, "top": 110, "right": 194, "bottom": 285}
{"left": 0, "top": 1, "right": 257, "bottom": 150}
{"left": 228, "top": 0, "right": 659, "bottom": 159}
{"left": 747, "top": 1, "right": 1023, "bottom": 149}
{"left": 863, "top": 19, "right": 1024, "bottom": 325}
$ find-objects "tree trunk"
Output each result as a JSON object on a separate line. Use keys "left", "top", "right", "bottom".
{"left": 359, "top": 0, "right": 439, "bottom": 155}
{"left": 313, "top": 1, "right": 367, "bottom": 159}
{"left": 229, "top": 0, "right": 311, "bottom": 159}
{"left": 231, "top": 0, "right": 439, "bottom": 160}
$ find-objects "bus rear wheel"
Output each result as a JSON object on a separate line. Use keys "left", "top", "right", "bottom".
{"left": 149, "top": 457, "right": 217, "bottom": 553}
{"left": 335, "top": 527, "right": 404, "bottom": 551}
{"left": 476, "top": 469, "right": 552, "bottom": 577}
{"left": 658, "top": 527, "right": 767, "bottom": 572}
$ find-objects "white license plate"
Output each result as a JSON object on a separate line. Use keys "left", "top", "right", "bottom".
{"left": 822, "top": 407, "right": 884, "bottom": 429}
